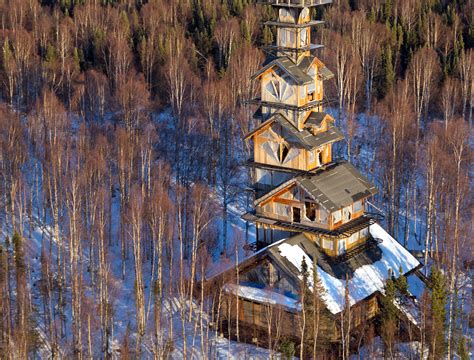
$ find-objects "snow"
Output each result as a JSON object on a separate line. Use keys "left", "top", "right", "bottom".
{"left": 223, "top": 283, "right": 300, "bottom": 311}
{"left": 276, "top": 223, "right": 420, "bottom": 314}
{"left": 407, "top": 272, "right": 426, "bottom": 300}
{"left": 349, "top": 336, "right": 428, "bottom": 360}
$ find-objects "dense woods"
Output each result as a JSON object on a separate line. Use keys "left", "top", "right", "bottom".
{"left": 0, "top": 0, "right": 472, "bottom": 358}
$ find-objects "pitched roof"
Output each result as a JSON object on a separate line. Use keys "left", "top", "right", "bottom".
{"left": 251, "top": 57, "right": 313, "bottom": 85}
{"left": 255, "top": 161, "right": 378, "bottom": 212}
{"left": 304, "top": 111, "right": 329, "bottom": 127}
{"left": 318, "top": 66, "right": 334, "bottom": 80}
{"left": 244, "top": 112, "right": 344, "bottom": 150}
{"left": 252, "top": 55, "right": 334, "bottom": 84}
{"left": 268, "top": 224, "right": 420, "bottom": 314}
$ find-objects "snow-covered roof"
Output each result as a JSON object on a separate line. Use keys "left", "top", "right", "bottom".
{"left": 275, "top": 223, "right": 420, "bottom": 314}
{"left": 210, "top": 222, "right": 421, "bottom": 316}
{"left": 223, "top": 283, "right": 300, "bottom": 311}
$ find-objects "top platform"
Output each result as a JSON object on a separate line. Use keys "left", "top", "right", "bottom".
{"left": 259, "top": 0, "right": 332, "bottom": 7}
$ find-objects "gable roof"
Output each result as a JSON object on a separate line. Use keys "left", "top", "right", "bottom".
{"left": 244, "top": 112, "right": 344, "bottom": 150}
{"left": 304, "top": 111, "right": 330, "bottom": 127}
{"left": 252, "top": 56, "right": 334, "bottom": 84}
{"left": 251, "top": 57, "right": 313, "bottom": 85}
{"left": 255, "top": 161, "right": 378, "bottom": 212}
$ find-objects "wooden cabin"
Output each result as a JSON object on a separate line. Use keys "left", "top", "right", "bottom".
{"left": 207, "top": 230, "right": 424, "bottom": 356}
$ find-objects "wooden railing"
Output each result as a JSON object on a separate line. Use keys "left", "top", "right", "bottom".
{"left": 260, "top": 0, "right": 332, "bottom": 7}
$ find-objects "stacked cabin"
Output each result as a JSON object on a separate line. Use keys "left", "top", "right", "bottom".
{"left": 206, "top": 0, "right": 427, "bottom": 356}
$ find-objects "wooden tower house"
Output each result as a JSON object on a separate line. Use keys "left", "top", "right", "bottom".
{"left": 206, "top": 0, "right": 427, "bottom": 354}
{"left": 244, "top": 0, "right": 378, "bottom": 256}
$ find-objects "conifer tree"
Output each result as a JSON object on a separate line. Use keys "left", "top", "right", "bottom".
{"left": 428, "top": 267, "right": 447, "bottom": 358}
{"left": 381, "top": 271, "right": 397, "bottom": 357}
{"left": 298, "top": 257, "right": 310, "bottom": 359}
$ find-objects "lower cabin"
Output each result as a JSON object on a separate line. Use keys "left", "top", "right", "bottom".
{"left": 205, "top": 224, "right": 426, "bottom": 358}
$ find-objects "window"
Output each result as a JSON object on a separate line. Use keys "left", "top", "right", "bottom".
{"left": 322, "top": 238, "right": 333, "bottom": 250}
{"left": 280, "top": 28, "right": 287, "bottom": 46}
{"left": 353, "top": 200, "right": 363, "bottom": 213}
{"left": 319, "top": 208, "right": 328, "bottom": 224}
{"left": 348, "top": 232, "right": 358, "bottom": 244}
{"left": 261, "top": 141, "right": 279, "bottom": 163}
{"left": 288, "top": 29, "right": 295, "bottom": 45}
{"left": 279, "top": 143, "right": 289, "bottom": 163}
{"left": 292, "top": 207, "right": 301, "bottom": 223}
{"left": 305, "top": 202, "right": 316, "bottom": 221}
{"left": 299, "top": 86, "right": 306, "bottom": 99}
{"left": 309, "top": 149, "right": 315, "bottom": 163}
{"left": 343, "top": 206, "right": 352, "bottom": 222}
{"left": 263, "top": 203, "right": 272, "bottom": 213}
{"left": 299, "top": 28, "right": 308, "bottom": 47}
{"left": 299, "top": 7, "right": 309, "bottom": 22}
{"left": 275, "top": 203, "right": 290, "bottom": 217}
{"left": 315, "top": 149, "right": 322, "bottom": 167}
{"left": 265, "top": 74, "right": 294, "bottom": 102}
{"left": 338, "top": 239, "right": 346, "bottom": 254}
{"left": 332, "top": 210, "right": 342, "bottom": 224}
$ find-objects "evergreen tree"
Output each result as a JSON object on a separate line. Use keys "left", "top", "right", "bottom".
{"left": 394, "top": 266, "right": 408, "bottom": 298}
{"left": 377, "top": 46, "right": 395, "bottom": 98}
{"left": 428, "top": 267, "right": 447, "bottom": 358}
{"left": 380, "top": 270, "right": 397, "bottom": 357}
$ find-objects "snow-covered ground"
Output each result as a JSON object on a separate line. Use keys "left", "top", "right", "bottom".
{"left": 3, "top": 191, "right": 285, "bottom": 359}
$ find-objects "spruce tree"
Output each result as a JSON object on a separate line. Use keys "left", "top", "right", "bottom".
{"left": 429, "top": 267, "right": 447, "bottom": 358}
{"left": 395, "top": 266, "right": 408, "bottom": 299}
{"left": 381, "top": 270, "right": 397, "bottom": 357}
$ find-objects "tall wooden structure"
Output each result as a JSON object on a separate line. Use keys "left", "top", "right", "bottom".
{"left": 206, "top": 2, "right": 426, "bottom": 352}
{"left": 245, "top": 0, "right": 379, "bottom": 257}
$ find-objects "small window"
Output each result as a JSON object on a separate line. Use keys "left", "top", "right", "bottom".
{"left": 348, "top": 232, "right": 358, "bottom": 244}
{"left": 280, "top": 29, "right": 287, "bottom": 46}
{"left": 322, "top": 238, "right": 333, "bottom": 250}
{"left": 343, "top": 206, "right": 352, "bottom": 222}
{"left": 299, "top": 28, "right": 308, "bottom": 47}
{"left": 305, "top": 202, "right": 316, "bottom": 221}
{"left": 319, "top": 209, "right": 328, "bottom": 224}
{"left": 292, "top": 207, "right": 301, "bottom": 223}
{"left": 263, "top": 203, "right": 272, "bottom": 213}
{"left": 353, "top": 200, "right": 363, "bottom": 213}
{"left": 332, "top": 210, "right": 342, "bottom": 224}
{"left": 275, "top": 203, "right": 290, "bottom": 217}
{"left": 277, "top": 143, "right": 291, "bottom": 163}
{"left": 338, "top": 239, "right": 346, "bottom": 254}
{"left": 288, "top": 29, "right": 295, "bottom": 44}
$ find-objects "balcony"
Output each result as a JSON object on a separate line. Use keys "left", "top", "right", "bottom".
{"left": 259, "top": 0, "right": 333, "bottom": 7}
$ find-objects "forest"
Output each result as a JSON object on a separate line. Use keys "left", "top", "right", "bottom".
{"left": 0, "top": 0, "right": 472, "bottom": 358}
